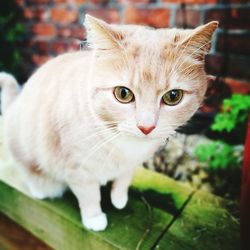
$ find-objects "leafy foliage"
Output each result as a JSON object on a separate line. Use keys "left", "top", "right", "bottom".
{"left": 195, "top": 94, "right": 249, "bottom": 171}
{"left": 212, "top": 94, "right": 250, "bottom": 132}
{"left": 0, "top": 0, "right": 25, "bottom": 81}
{"left": 195, "top": 141, "right": 242, "bottom": 170}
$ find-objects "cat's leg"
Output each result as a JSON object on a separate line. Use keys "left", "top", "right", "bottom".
{"left": 68, "top": 179, "right": 107, "bottom": 231}
{"left": 111, "top": 169, "right": 134, "bottom": 209}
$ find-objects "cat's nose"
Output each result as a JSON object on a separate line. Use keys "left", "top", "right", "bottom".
{"left": 137, "top": 125, "right": 156, "bottom": 135}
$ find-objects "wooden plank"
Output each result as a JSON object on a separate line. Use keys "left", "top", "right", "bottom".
{"left": 0, "top": 213, "right": 52, "bottom": 250}
{"left": 156, "top": 189, "right": 240, "bottom": 250}
{"left": 0, "top": 168, "right": 193, "bottom": 250}
{"left": 132, "top": 168, "right": 193, "bottom": 211}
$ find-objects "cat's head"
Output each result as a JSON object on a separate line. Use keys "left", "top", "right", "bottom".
{"left": 84, "top": 15, "right": 218, "bottom": 141}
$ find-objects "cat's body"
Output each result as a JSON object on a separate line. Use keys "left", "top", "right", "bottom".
{"left": 0, "top": 15, "right": 218, "bottom": 231}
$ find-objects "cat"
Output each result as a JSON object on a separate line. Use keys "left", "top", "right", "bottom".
{"left": 0, "top": 15, "right": 218, "bottom": 231}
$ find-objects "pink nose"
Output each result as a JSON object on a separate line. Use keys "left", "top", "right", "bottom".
{"left": 138, "top": 125, "right": 156, "bottom": 135}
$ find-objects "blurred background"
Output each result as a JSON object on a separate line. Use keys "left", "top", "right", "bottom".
{"left": 1, "top": 0, "right": 250, "bottom": 199}
{"left": 2, "top": 0, "right": 250, "bottom": 90}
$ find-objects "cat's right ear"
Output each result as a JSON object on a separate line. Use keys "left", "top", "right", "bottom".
{"left": 84, "top": 15, "right": 124, "bottom": 51}
{"left": 180, "top": 21, "right": 219, "bottom": 61}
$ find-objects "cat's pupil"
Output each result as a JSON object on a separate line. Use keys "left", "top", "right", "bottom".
{"left": 120, "top": 88, "right": 128, "bottom": 99}
{"left": 169, "top": 90, "right": 177, "bottom": 100}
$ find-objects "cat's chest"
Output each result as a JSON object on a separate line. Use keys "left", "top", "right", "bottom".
{"left": 81, "top": 136, "right": 162, "bottom": 184}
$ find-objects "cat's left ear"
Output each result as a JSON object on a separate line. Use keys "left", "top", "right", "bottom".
{"left": 181, "top": 21, "right": 219, "bottom": 60}
{"left": 84, "top": 14, "right": 124, "bottom": 51}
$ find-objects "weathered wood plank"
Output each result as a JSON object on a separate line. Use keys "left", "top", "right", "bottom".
{"left": 156, "top": 189, "right": 240, "bottom": 250}
{"left": 131, "top": 168, "right": 193, "bottom": 212}
{"left": 0, "top": 213, "right": 52, "bottom": 250}
{"left": 0, "top": 168, "right": 193, "bottom": 250}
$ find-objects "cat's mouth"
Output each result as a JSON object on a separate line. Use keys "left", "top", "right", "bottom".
{"left": 117, "top": 124, "right": 167, "bottom": 141}
{"left": 121, "top": 130, "right": 163, "bottom": 141}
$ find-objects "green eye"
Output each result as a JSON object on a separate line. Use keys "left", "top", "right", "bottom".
{"left": 162, "top": 89, "right": 183, "bottom": 106}
{"left": 114, "top": 86, "right": 134, "bottom": 103}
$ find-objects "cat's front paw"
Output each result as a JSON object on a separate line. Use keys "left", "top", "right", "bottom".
{"left": 82, "top": 213, "right": 108, "bottom": 231}
{"left": 111, "top": 192, "right": 128, "bottom": 209}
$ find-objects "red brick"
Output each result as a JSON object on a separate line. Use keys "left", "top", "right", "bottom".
{"left": 16, "top": 0, "right": 25, "bottom": 5}
{"left": 205, "top": 76, "right": 250, "bottom": 98}
{"left": 51, "top": 8, "right": 78, "bottom": 25}
{"left": 124, "top": 7, "right": 170, "bottom": 28}
{"left": 57, "top": 26, "right": 85, "bottom": 39}
{"left": 28, "top": 40, "right": 50, "bottom": 54}
{"left": 84, "top": 9, "right": 120, "bottom": 23}
{"left": 24, "top": 7, "right": 49, "bottom": 21}
{"left": 163, "top": 0, "right": 216, "bottom": 3}
{"left": 32, "top": 23, "right": 56, "bottom": 37}
{"left": 175, "top": 9, "right": 200, "bottom": 28}
{"left": 51, "top": 40, "right": 79, "bottom": 54}
{"left": 217, "top": 33, "right": 250, "bottom": 56}
{"left": 71, "top": 26, "right": 86, "bottom": 39}
{"left": 75, "top": 0, "right": 86, "bottom": 4}
{"left": 57, "top": 27, "right": 72, "bottom": 38}
{"left": 205, "top": 7, "right": 250, "bottom": 29}
{"left": 52, "top": 0, "right": 85, "bottom": 2}
{"left": 223, "top": 78, "right": 250, "bottom": 94}
{"left": 27, "top": 0, "right": 51, "bottom": 4}
{"left": 53, "top": 0, "right": 85, "bottom": 4}
{"left": 118, "top": 0, "right": 152, "bottom": 3}
{"left": 51, "top": 41, "right": 69, "bottom": 54}
{"left": 32, "top": 54, "right": 51, "bottom": 66}
{"left": 205, "top": 53, "right": 250, "bottom": 81}
{"left": 52, "top": 0, "right": 67, "bottom": 2}
{"left": 89, "top": 0, "right": 109, "bottom": 4}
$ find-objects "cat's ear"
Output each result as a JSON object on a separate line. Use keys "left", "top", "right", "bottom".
{"left": 181, "top": 21, "right": 219, "bottom": 60}
{"left": 84, "top": 14, "right": 124, "bottom": 51}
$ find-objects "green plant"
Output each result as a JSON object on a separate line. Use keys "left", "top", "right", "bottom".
{"left": 195, "top": 94, "right": 249, "bottom": 170}
{"left": 195, "top": 141, "right": 242, "bottom": 170}
{"left": 0, "top": 0, "right": 25, "bottom": 81}
{"left": 212, "top": 94, "right": 250, "bottom": 132}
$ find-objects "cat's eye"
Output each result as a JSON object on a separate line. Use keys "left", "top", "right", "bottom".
{"left": 114, "top": 86, "right": 134, "bottom": 103}
{"left": 162, "top": 89, "right": 183, "bottom": 106}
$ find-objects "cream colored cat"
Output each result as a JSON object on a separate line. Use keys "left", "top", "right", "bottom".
{"left": 0, "top": 15, "right": 218, "bottom": 231}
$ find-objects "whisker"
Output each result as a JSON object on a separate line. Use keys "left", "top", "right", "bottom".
{"left": 63, "top": 127, "right": 114, "bottom": 139}
{"left": 82, "top": 132, "right": 121, "bottom": 165}
{"left": 81, "top": 123, "right": 118, "bottom": 133}
{"left": 79, "top": 128, "right": 117, "bottom": 144}
{"left": 68, "top": 121, "right": 119, "bottom": 134}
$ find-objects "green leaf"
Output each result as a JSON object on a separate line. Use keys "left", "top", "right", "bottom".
{"left": 212, "top": 94, "right": 250, "bottom": 132}
{"left": 195, "top": 141, "right": 242, "bottom": 170}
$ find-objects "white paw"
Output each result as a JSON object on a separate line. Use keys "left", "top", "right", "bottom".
{"left": 28, "top": 187, "right": 48, "bottom": 199}
{"left": 111, "top": 192, "right": 128, "bottom": 209}
{"left": 82, "top": 213, "right": 108, "bottom": 231}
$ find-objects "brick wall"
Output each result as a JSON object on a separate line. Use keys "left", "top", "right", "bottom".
{"left": 16, "top": 0, "right": 250, "bottom": 96}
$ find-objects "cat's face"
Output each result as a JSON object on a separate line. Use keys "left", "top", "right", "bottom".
{"left": 85, "top": 15, "right": 218, "bottom": 141}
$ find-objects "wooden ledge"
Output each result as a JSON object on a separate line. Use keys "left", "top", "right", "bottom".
{"left": 0, "top": 167, "right": 240, "bottom": 250}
